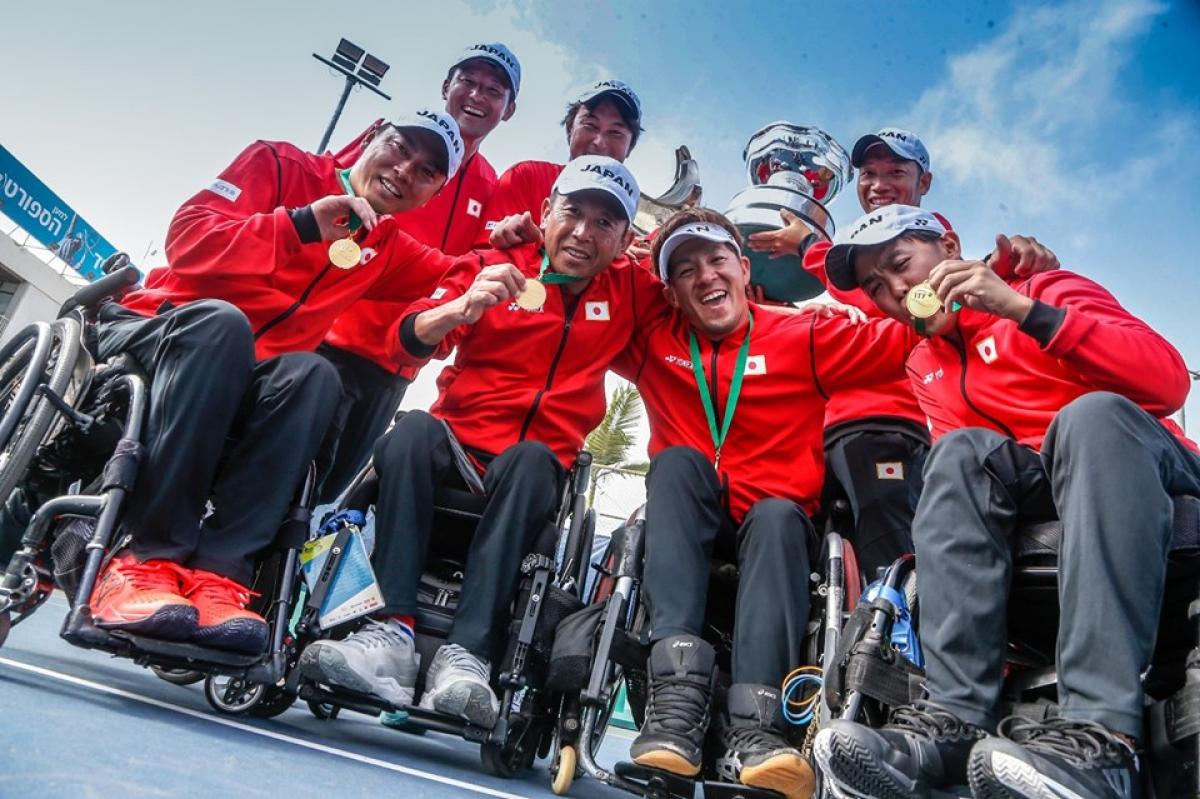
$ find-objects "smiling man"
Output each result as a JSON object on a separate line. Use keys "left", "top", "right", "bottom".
{"left": 812, "top": 205, "right": 1199, "bottom": 799}
{"left": 89, "top": 110, "right": 463, "bottom": 654}
{"left": 317, "top": 43, "right": 521, "bottom": 503}
{"left": 614, "top": 208, "right": 921, "bottom": 799}
{"left": 298, "top": 156, "right": 666, "bottom": 726}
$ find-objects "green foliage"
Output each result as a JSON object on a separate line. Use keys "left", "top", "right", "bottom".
{"left": 585, "top": 381, "right": 649, "bottom": 505}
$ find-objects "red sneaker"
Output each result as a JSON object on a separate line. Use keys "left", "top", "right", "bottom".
{"left": 89, "top": 553, "right": 198, "bottom": 640}
{"left": 182, "top": 568, "right": 268, "bottom": 654}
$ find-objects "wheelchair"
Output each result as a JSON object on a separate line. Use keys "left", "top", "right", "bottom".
{"left": 0, "top": 257, "right": 317, "bottom": 718}
{"left": 543, "top": 500, "right": 863, "bottom": 799}
{"left": 275, "top": 443, "right": 600, "bottom": 778}
{"left": 819, "top": 495, "right": 1200, "bottom": 799}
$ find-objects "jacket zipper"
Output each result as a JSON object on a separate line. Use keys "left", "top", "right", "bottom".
{"left": 518, "top": 290, "right": 582, "bottom": 440}
{"left": 439, "top": 155, "right": 472, "bottom": 250}
{"left": 708, "top": 339, "right": 722, "bottom": 430}
{"left": 951, "top": 338, "right": 1017, "bottom": 439}
{"left": 254, "top": 263, "right": 334, "bottom": 342}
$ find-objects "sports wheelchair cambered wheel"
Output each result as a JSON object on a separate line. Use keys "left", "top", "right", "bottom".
{"left": 0, "top": 317, "right": 83, "bottom": 502}
{"left": 203, "top": 673, "right": 272, "bottom": 715}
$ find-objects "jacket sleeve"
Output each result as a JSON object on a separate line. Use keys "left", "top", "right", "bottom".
{"left": 806, "top": 314, "right": 921, "bottom": 398}
{"left": 611, "top": 267, "right": 671, "bottom": 383}
{"left": 473, "top": 164, "right": 530, "bottom": 248}
{"left": 164, "top": 141, "right": 307, "bottom": 277}
{"left": 801, "top": 240, "right": 881, "bottom": 312}
{"left": 384, "top": 251, "right": 487, "bottom": 368}
{"left": 1022, "top": 271, "right": 1190, "bottom": 415}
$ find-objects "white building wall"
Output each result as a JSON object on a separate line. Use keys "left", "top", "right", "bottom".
{"left": 0, "top": 230, "right": 84, "bottom": 344}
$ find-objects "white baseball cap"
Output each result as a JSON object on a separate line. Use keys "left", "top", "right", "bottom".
{"left": 451, "top": 42, "right": 521, "bottom": 96}
{"left": 851, "top": 128, "right": 931, "bottom": 173}
{"left": 656, "top": 222, "right": 741, "bottom": 281}
{"left": 552, "top": 155, "right": 640, "bottom": 224}
{"left": 394, "top": 108, "right": 464, "bottom": 179}
{"left": 826, "top": 204, "right": 948, "bottom": 291}
{"left": 576, "top": 79, "right": 642, "bottom": 124}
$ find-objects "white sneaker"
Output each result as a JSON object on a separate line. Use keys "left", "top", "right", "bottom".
{"left": 298, "top": 619, "right": 418, "bottom": 707}
{"left": 418, "top": 643, "right": 499, "bottom": 727}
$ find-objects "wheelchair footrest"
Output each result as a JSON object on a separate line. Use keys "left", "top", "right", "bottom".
{"left": 614, "top": 762, "right": 696, "bottom": 799}
{"left": 63, "top": 620, "right": 263, "bottom": 670}
{"left": 701, "top": 781, "right": 784, "bottom": 799}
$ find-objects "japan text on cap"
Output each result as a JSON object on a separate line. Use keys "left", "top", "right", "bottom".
{"left": 452, "top": 42, "right": 521, "bottom": 96}
{"left": 825, "top": 204, "right": 948, "bottom": 291}
{"left": 552, "top": 155, "right": 640, "bottom": 223}
{"left": 851, "top": 128, "right": 931, "bottom": 173}
{"left": 394, "top": 108, "right": 464, "bottom": 179}
{"left": 656, "top": 222, "right": 741, "bottom": 281}
{"left": 576, "top": 79, "right": 642, "bottom": 124}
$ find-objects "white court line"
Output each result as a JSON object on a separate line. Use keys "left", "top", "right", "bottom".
{"left": 0, "top": 656, "right": 531, "bottom": 799}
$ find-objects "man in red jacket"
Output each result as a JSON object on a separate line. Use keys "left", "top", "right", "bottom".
{"left": 316, "top": 43, "right": 521, "bottom": 503}
{"left": 615, "top": 208, "right": 918, "bottom": 799}
{"left": 88, "top": 110, "right": 462, "bottom": 654}
{"left": 813, "top": 205, "right": 1200, "bottom": 799}
{"left": 478, "top": 79, "right": 643, "bottom": 249}
{"left": 299, "top": 156, "right": 664, "bottom": 724}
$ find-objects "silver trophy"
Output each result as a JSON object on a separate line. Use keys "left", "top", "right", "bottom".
{"left": 724, "top": 122, "right": 852, "bottom": 302}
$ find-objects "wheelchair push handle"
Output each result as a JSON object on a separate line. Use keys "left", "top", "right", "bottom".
{"left": 59, "top": 258, "right": 140, "bottom": 317}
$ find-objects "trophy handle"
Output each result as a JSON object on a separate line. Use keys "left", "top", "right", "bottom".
{"left": 633, "top": 145, "right": 703, "bottom": 235}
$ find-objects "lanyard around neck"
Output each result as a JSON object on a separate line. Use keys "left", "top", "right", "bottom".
{"left": 336, "top": 168, "right": 363, "bottom": 232}
{"left": 688, "top": 314, "right": 753, "bottom": 468}
{"left": 538, "top": 249, "right": 585, "bottom": 284}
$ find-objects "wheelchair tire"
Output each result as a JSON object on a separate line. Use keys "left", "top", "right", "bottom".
{"left": 306, "top": 699, "right": 341, "bottom": 721}
{"left": 480, "top": 715, "right": 538, "bottom": 778}
{"left": 247, "top": 688, "right": 296, "bottom": 719}
{"left": 0, "top": 317, "right": 82, "bottom": 503}
{"left": 203, "top": 674, "right": 268, "bottom": 715}
{"left": 151, "top": 666, "right": 205, "bottom": 686}
{"left": 550, "top": 744, "right": 576, "bottom": 795}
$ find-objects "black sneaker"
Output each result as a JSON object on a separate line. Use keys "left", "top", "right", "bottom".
{"left": 713, "top": 684, "right": 814, "bottom": 799}
{"left": 968, "top": 716, "right": 1140, "bottom": 799}
{"left": 630, "top": 635, "right": 717, "bottom": 777}
{"left": 813, "top": 701, "right": 985, "bottom": 799}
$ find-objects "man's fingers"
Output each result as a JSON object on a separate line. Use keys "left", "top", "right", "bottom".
{"left": 746, "top": 231, "right": 777, "bottom": 251}
{"left": 927, "top": 259, "right": 974, "bottom": 293}
{"left": 779, "top": 208, "right": 801, "bottom": 226}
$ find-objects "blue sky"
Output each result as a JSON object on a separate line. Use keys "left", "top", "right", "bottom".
{"left": 1, "top": 0, "right": 1198, "bottom": 458}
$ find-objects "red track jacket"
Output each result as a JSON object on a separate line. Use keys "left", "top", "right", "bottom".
{"left": 473, "top": 161, "right": 565, "bottom": 248}
{"left": 903, "top": 270, "right": 1195, "bottom": 452}
{"left": 121, "top": 140, "right": 454, "bottom": 361}
{"left": 616, "top": 307, "right": 920, "bottom": 522}
{"left": 393, "top": 242, "right": 665, "bottom": 468}
{"left": 324, "top": 150, "right": 498, "bottom": 372}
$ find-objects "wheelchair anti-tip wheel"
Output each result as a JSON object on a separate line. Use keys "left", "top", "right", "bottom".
{"left": 151, "top": 666, "right": 204, "bottom": 686}
{"left": 306, "top": 698, "right": 341, "bottom": 721}
{"left": 203, "top": 674, "right": 269, "bottom": 715}
{"left": 550, "top": 744, "right": 576, "bottom": 795}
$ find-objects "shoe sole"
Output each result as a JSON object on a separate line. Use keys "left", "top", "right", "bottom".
{"left": 423, "top": 681, "right": 497, "bottom": 727}
{"left": 631, "top": 750, "right": 702, "bottom": 778}
{"left": 741, "top": 753, "right": 815, "bottom": 799}
{"left": 94, "top": 603, "right": 198, "bottom": 642}
{"left": 968, "top": 750, "right": 1086, "bottom": 799}
{"left": 191, "top": 618, "right": 268, "bottom": 655}
{"left": 812, "top": 731, "right": 921, "bottom": 799}
{"left": 298, "top": 647, "right": 414, "bottom": 707}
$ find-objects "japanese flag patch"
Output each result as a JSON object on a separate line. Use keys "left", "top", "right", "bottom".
{"left": 467, "top": 198, "right": 482, "bottom": 218}
{"left": 877, "top": 462, "right": 904, "bottom": 480}
{"left": 977, "top": 335, "right": 998, "bottom": 364}
{"left": 585, "top": 301, "right": 610, "bottom": 321}
{"left": 745, "top": 355, "right": 767, "bottom": 375}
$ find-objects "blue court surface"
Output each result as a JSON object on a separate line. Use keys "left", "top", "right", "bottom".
{"left": 0, "top": 596, "right": 633, "bottom": 799}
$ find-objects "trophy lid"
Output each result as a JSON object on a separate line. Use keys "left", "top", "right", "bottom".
{"left": 742, "top": 122, "right": 852, "bottom": 204}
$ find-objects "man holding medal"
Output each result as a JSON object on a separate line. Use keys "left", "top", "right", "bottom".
{"left": 614, "top": 208, "right": 921, "bottom": 799}
{"left": 317, "top": 42, "right": 521, "bottom": 504}
{"left": 812, "top": 204, "right": 1199, "bottom": 799}
{"left": 298, "top": 156, "right": 665, "bottom": 723}
{"left": 85, "top": 110, "right": 463, "bottom": 653}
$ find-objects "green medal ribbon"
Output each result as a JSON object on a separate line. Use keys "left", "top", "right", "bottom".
{"left": 537, "top": 249, "right": 586, "bottom": 284}
{"left": 688, "top": 315, "right": 754, "bottom": 469}
{"left": 336, "top": 168, "right": 363, "bottom": 233}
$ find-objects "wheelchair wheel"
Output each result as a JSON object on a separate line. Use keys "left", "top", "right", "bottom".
{"left": 550, "top": 744, "right": 576, "bottom": 795}
{"left": 0, "top": 317, "right": 82, "bottom": 502}
{"left": 307, "top": 699, "right": 341, "bottom": 721}
{"left": 151, "top": 666, "right": 205, "bottom": 686}
{"left": 203, "top": 674, "right": 268, "bottom": 715}
{"left": 247, "top": 688, "right": 296, "bottom": 719}
{"left": 480, "top": 715, "right": 539, "bottom": 778}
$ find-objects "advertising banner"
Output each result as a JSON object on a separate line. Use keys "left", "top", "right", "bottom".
{"left": 0, "top": 143, "right": 118, "bottom": 280}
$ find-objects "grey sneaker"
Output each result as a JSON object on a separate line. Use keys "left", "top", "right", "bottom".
{"left": 298, "top": 619, "right": 419, "bottom": 707}
{"left": 418, "top": 643, "right": 499, "bottom": 727}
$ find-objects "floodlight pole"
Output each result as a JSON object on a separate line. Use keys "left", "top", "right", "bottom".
{"left": 313, "top": 53, "right": 393, "bottom": 154}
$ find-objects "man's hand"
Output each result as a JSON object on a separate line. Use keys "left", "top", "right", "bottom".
{"left": 626, "top": 235, "right": 652, "bottom": 264}
{"left": 746, "top": 208, "right": 812, "bottom": 260}
{"left": 488, "top": 211, "right": 543, "bottom": 250}
{"left": 929, "top": 258, "right": 1034, "bottom": 322}
{"left": 795, "top": 300, "right": 869, "bottom": 324}
{"left": 414, "top": 264, "right": 525, "bottom": 345}
{"left": 986, "top": 234, "right": 1059, "bottom": 278}
{"left": 310, "top": 194, "right": 379, "bottom": 241}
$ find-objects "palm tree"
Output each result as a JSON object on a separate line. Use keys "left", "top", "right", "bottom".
{"left": 585, "top": 381, "right": 649, "bottom": 506}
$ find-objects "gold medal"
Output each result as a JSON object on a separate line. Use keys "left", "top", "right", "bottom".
{"left": 328, "top": 237, "right": 362, "bottom": 269}
{"left": 516, "top": 278, "right": 547, "bottom": 310}
{"left": 904, "top": 282, "right": 943, "bottom": 319}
